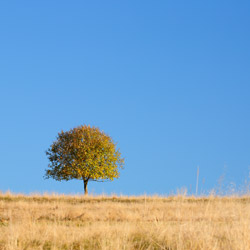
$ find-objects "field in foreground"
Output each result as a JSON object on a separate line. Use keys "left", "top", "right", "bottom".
{"left": 0, "top": 193, "right": 250, "bottom": 250}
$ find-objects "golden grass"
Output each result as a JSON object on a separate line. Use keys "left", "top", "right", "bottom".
{"left": 0, "top": 192, "right": 250, "bottom": 249}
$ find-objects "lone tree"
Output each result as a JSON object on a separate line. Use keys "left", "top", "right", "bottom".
{"left": 45, "top": 125, "right": 124, "bottom": 195}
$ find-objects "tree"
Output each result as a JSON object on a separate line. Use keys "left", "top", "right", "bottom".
{"left": 45, "top": 125, "right": 124, "bottom": 195}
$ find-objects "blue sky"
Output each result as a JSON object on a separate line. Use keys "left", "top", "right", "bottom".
{"left": 0, "top": 1, "right": 250, "bottom": 195}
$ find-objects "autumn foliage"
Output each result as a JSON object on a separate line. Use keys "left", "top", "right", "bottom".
{"left": 45, "top": 125, "right": 124, "bottom": 194}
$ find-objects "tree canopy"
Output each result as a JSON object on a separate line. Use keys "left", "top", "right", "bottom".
{"left": 45, "top": 125, "right": 124, "bottom": 194}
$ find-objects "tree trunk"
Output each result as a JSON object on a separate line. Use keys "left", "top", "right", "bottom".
{"left": 83, "top": 178, "right": 88, "bottom": 195}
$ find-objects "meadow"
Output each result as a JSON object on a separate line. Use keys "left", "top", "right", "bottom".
{"left": 0, "top": 192, "right": 250, "bottom": 250}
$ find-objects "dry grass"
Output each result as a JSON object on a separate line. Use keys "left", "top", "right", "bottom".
{"left": 0, "top": 192, "right": 250, "bottom": 249}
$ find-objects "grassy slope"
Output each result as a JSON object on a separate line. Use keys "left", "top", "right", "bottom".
{"left": 0, "top": 193, "right": 250, "bottom": 250}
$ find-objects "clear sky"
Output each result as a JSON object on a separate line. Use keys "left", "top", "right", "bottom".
{"left": 0, "top": 1, "right": 250, "bottom": 195}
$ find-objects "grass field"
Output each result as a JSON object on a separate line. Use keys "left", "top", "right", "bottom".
{"left": 0, "top": 192, "right": 250, "bottom": 250}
